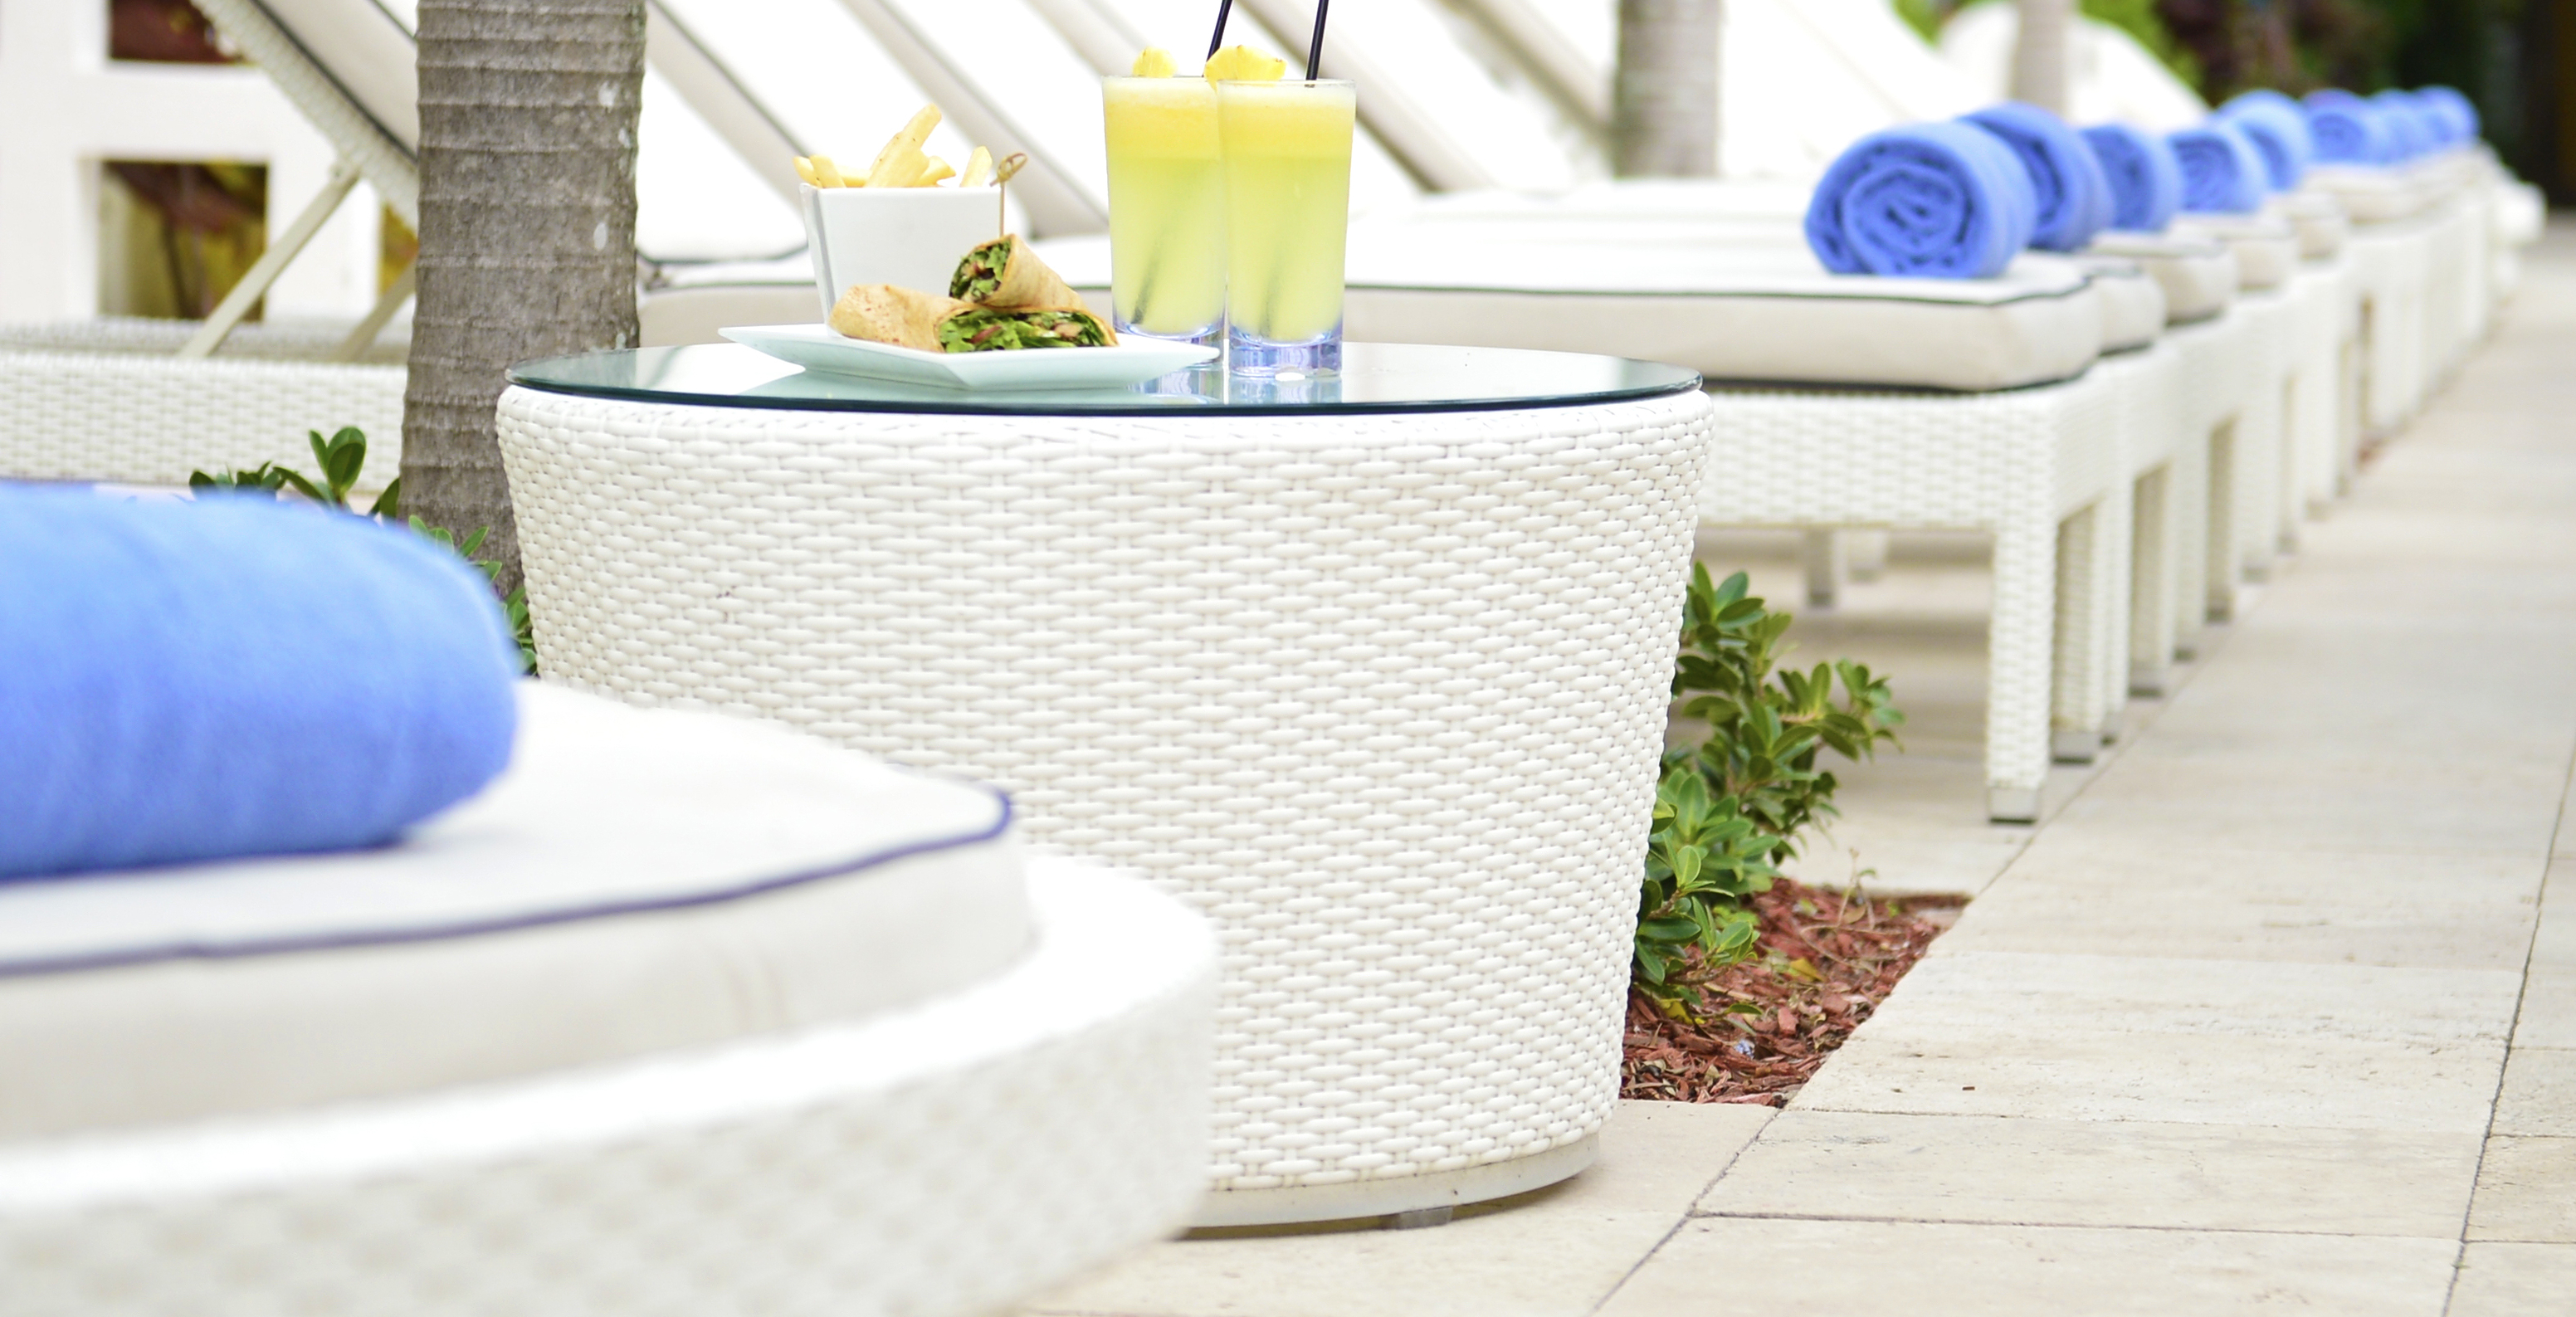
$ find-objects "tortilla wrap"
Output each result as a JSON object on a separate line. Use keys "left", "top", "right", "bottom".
{"left": 949, "top": 236, "right": 1083, "bottom": 309}
{"left": 829, "top": 283, "right": 1115, "bottom": 352}
{"left": 827, "top": 283, "right": 968, "bottom": 351}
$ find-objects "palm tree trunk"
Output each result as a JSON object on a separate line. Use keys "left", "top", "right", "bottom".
{"left": 1612, "top": 0, "right": 1721, "bottom": 178}
{"left": 404, "top": 0, "right": 642, "bottom": 594}
{"left": 2013, "top": 0, "right": 2073, "bottom": 115}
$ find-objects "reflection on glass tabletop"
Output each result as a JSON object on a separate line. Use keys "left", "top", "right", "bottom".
{"left": 507, "top": 341, "right": 1702, "bottom": 417}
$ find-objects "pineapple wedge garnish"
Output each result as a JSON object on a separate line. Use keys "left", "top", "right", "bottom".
{"left": 1131, "top": 46, "right": 1178, "bottom": 77}
{"left": 1203, "top": 43, "right": 1287, "bottom": 81}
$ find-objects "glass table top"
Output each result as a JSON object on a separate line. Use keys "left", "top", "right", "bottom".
{"left": 507, "top": 341, "right": 1701, "bottom": 417}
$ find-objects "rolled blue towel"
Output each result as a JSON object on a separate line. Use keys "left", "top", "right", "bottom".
{"left": 2168, "top": 121, "right": 2271, "bottom": 213}
{"left": 1805, "top": 120, "right": 2037, "bottom": 279}
{"left": 1960, "top": 100, "right": 2114, "bottom": 251}
{"left": 2081, "top": 122, "right": 2183, "bottom": 232}
{"left": 2373, "top": 90, "right": 2434, "bottom": 157}
{"left": 2305, "top": 90, "right": 2394, "bottom": 165}
{"left": 0, "top": 487, "right": 520, "bottom": 880}
{"left": 2217, "top": 90, "right": 2313, "bottom": 191}
{"left": 2418, "top": 85, "right": 2481, "bottom": 144}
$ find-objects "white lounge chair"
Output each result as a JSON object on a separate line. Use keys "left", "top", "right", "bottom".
{"left": 0, "top": 683, "right": 1214, "bottom": 1315}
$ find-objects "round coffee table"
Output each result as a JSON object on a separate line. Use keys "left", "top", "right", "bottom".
{"left": 496, "top": 342, "right": 1712, "bottom": 1226}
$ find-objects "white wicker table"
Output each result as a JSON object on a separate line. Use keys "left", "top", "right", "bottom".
{"left": 494, "top": 343, "right": 1715, "bottom": 1226}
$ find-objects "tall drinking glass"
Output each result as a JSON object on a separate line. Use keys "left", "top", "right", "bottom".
{"left": 1215, "top": 79, "right": 1354, "bottom": 376}
{"left": 1102, "top": 76, "right": 1227, "bottom": 346}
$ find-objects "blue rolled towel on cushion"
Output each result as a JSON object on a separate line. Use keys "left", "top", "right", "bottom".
{"left": 2217, "top": 90, "right": 2313, "bottom": 191}
{"left": 2418, "top": 85, "right": 2481, "bottom": 144}
{"left": 2305, "top": 90, "right": 2394, "bottom": 165}
{"left": 0, "top": 487, "right": 520, "bottom": 880}
{"left": 2081, "top": 122, "right": 2183, "bottom": 233}
{"left": 1805, "top": 120, "right": 2037, "bottom": 279}
{"left": 1960, "top": 100, "right": 2113, "bottom": 251}
{"left": 2372, "top": 90, "right": 2434, "bottom": 158}
{"left": 2168, "top": 121, "right": 2270, "bottom": 213}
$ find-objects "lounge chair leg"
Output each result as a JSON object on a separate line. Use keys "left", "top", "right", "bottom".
{"left": 1800, "top": 529, "right": 1848, "bottom": 607}
{"left": 1986, "top": 518, "right": 2054, "bottom": 824}
{"left": 1847, "top": 529, "right": 1890, "bottom": 582}
{"left": 2128, "top": 463, "right": 2178, "bottom": 697}
{"left": 2172, "top": 415, "right": 2215, "bottom": 655}
{"left": 2206, "top": 417, "right": 2239, "bottom": 622}
{"left": 2050, "top": 502, "right": 2114, "bottom": 763}
{"left": 179, "top": 159, "right": 363, "bottom": 360}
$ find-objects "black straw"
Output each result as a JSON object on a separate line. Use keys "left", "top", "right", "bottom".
{"left": 1304, "top": 0, "right": 1329, "bottom": 80}
{"left": 1206, "top": 0, "right": 1234, "bottom": 60}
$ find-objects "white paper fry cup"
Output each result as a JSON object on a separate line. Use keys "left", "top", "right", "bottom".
{"left": 802, "top": 184, "right": 1005, "bottom": 319}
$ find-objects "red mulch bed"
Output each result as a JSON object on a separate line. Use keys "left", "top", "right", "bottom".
{"left": 1621, "top": 880, "right": 1964, "bottom": 1106}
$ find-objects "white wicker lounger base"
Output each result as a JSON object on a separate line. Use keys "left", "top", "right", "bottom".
{"left": 494, "top": 386, "right": 1716, "bottom": 1220}
{"left": 0, "top": 859, "right": 1215, "bottom": 1317}
{"left": 1695, "top": 373, "right": 2120, "bottom": 822}
{"left": 0, "top": 345, "right": 404, "bottom": 490}
{"left": 1191, "top": 1133, "right": 1599, "bottom": 1227}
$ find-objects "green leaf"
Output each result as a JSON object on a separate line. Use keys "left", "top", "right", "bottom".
{"left": 368, "top": 476, "right": 402, "bottom": 521}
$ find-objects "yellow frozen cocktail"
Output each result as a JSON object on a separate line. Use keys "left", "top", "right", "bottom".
{"left": 1215, "top": 78, "right": 1354, "bottom": 375}
{"left": 1102, "top": 71, "right": 1226, "bottom": 344}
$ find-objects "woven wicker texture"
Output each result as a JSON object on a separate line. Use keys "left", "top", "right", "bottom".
{"left": 494, "top": 388, "right": 1715, "bottom": 1197}
{"left": 0, "top": 344, "right": 403, "bottom": 490}
{"left": 0, "top": 859, "right": 1214, "bottom": 1317}
{"left": 1697, "top": 375, "right": 2117, "bottom": 815}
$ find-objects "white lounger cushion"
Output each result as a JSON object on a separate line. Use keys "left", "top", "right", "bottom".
{"left": 2276, "top": 191, "right": 2351, "bottom": 258}
{"left": 2088, "top": 231, "right": 2241, "bottom": 323}
{"left": 0, "top": 684, "right": 1030, "bottom": 1141}
{"left": 2171, "top": 213, "right": 2301, "bottom": 290}
{"left": 2072, "top": 259, "right": 2169, "bottom": 351}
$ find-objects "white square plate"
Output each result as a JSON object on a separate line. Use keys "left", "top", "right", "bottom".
{"left": 720, "top": 324, "right": 1217, "bottom": 391}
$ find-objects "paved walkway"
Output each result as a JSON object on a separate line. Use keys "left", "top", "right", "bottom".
{"left": 1029, "top": 225, "right": 2576, "bottom": 1316}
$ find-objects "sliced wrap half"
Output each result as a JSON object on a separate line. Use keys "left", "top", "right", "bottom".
{"left": 949, "top": 236, "right": 1085, "bottom": 310}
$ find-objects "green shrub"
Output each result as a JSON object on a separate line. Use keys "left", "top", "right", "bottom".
{"left": 189, "top": 427, "right": 534, "bottom": 675}
{"left": 1636, "top": 566, "right": 1904, "bottom": 998}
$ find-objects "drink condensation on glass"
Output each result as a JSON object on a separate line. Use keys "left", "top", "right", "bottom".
{"left": 1102, "top": 76, "right": 1227, "bottom": 346}
{"left": 1215, "top": 79, "right": 1354, "bottom": 376}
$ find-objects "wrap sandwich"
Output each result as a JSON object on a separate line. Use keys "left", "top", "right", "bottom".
{"left": 948, "top": 235, "right": 1086, "bottom": 310}
{"left": 829, "top": 282, "right": 1115, "bottom": 353}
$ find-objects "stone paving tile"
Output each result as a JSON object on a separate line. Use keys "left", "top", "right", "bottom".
{"left": 2466, "top": 1136, "right": 2576, "bottom": 1243}
{"left": 1940, "top": 847, "right": 2543, "bottom": 969}
{"left": 1598, "top": 1217, "right": 2458, "bottom": 1317}
{"left": 1696, "top": 1110, "right": 2479, "bottom": 1237}
{"left": 2491, "top": 1049, "right": 2576, "bottom": 1138}
{"left": 1793, "top": 1025, "right": 2505, "bottom": 1134}
{"left": 1855, "top": 951, "right": 2524, "bottom": 1048}
{"left": 2447, "top": 1241, "right": 2576, "bottom": 1317}
{"left": 2531, "top": 864, "right": 2576, "bottom": 959}
{"left": 2515, "top": 968, "right": 2576, "bottom": 1049}
{"left": 1026, "top": 1101, "right": 1769, "bottom": 1317}
{"left": 2043, "top": 757, "right": 2568, "bottom": 857}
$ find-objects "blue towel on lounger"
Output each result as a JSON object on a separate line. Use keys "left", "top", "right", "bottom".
{"left": 2374, "top": 90, "right": 2442, "bottom": 157}
{"left": 2417, "top": 85, "right": 2481, "bottom": 144}
{"left": 2080, "top": 123, "right": 2183, "bottom": 233}
{"left": 1960, "top": 101, "right": 2113, "bottom": 251}
{"left": 2305, "top": 90, "right": 2394, "bottom": 165}
{"left": 2217, "top": 90, "right": 2313, "bottom": 191}
{"left": 2169, "top": 122, "right": 2271, "bottom": 213}
{"left": 1805, "top": 120, "right": 2037, "bottom": 279}
{"left": 0, "top": 486, "right": 520, "bottom": 880}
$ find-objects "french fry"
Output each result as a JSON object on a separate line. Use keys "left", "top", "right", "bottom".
{"left": 793, "top": 155, "right": 821, "bottom": 187}
{"left": 915, "top": 156, "right": 955, "bottom": 186}
{"left": 960, "top": 145, "right": 994, "bottom": 188}
{"left": 810, "top": 154, "right": 848, "bottom": 188}
{"left": 866, "top": 105, "right": 942, "bottom": 188}
{"left": 873, "top": 149, "right": 925, "bottom": 189}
